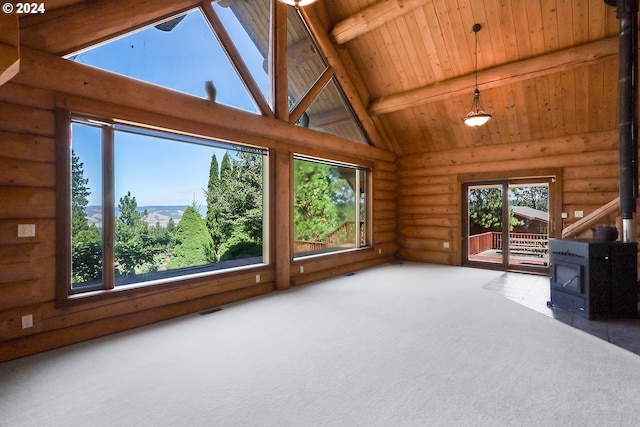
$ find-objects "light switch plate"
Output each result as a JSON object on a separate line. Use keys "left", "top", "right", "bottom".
{"left": 18, "top": 224, "right": 36, "bottom": 237}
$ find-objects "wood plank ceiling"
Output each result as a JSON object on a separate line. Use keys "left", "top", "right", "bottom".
{"left": 20, "top": 0, "right": 621, "bottom": 156}
{"left": 322, "top": 0, "right": 620, "bottom": 155}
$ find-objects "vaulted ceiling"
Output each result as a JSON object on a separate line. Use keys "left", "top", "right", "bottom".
{"left": 19, "top": 0, "right": 622, "bottom": 156}
{"left": 316, "top": 0, "right": 620, "bottom": 155}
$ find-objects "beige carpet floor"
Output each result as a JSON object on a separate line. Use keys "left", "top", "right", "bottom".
{"left": 2, "top": 262, "right": 640, "bottom": 426}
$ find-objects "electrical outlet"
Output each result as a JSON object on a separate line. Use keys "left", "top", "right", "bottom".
{"left": 299, "top": 265, "right": 304, "bottom": 273}
{"left": 443, "top": 241, "right": 450, "bottom": 249}
{"left": 18, "top": 224, "right": 36, "bottom": 238}
{"left": 574, "top": 210, "right": 584, "bottom": 218}
{"left": 255, "top": 274, "right": 260, "bottom": 283}
{"left": 378, "top": 248, "right": 382, "bottom": 255}
{"left": 561, "top": 212, "right": 568, "bottom": 219}
{"left": 22, "top": 314, "right": 33, "bottom": 329}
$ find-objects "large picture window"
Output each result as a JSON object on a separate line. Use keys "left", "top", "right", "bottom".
{"left": 293, "top": 157, "right": 369, "bottom": 257}
{"left": 64, "top": 114, "right": 267, "bottom": 296}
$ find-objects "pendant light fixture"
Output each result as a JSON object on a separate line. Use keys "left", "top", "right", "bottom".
{"left": 462, "top": 24, "right": 492, "bottom": 127}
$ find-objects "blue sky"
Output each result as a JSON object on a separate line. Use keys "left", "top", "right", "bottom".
{"left": 70, "top": 5, "right": 268, "bottom": 206}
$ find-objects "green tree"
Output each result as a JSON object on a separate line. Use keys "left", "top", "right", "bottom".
{"left": 220, "top": 152, "right": 234, "bottom": 188}
{"left": 293, "top": 160, "right": 340, "bottom": 241}
{"left": 328, "top": 167, "right": 356, "bottom": 223}
{"left": 469, "top": 188, "right": 521, "bottom": 232}
{"left": 229, "top": 151, "right": 263, "bottom": 242}
{"left": 72, "top": 226, "right": 102, "bottom": 283}
{"left": 71, "top": 149, "right": 91, "bottom": 234}
{"left": 146, "top": 218, "right": 177, "bottom": 272}
{"left": 167, "top": 205, "right": 214, "bottom": 269}
{"left": 510, "top": 185, "right": 548, "bottom": 211}
{"left": 205, "top": 154, "right": 225, "bottom": 257}
{"left": 71, "top": 149, "right": 102, "bottom": 283}
{"left": 114, "top": 191, "right": 155, "bottom": 275}
{"left": 205, "top": 150, "right": 264, "bottom": 262}
{"left": 217, "top": 151, "right": 263, "bottom": 261}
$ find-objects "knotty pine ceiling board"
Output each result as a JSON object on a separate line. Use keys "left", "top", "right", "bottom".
{"left": 433, "top": 0, "right": 468, "bottom": 78}
{"left": 401, "top": 5, "right": 437, "bottom": 86}
{"left": 382, "top": 12, "right": 427, "bottom": 91}
{"left": 546, "top": 72, "right": 566, "bottom": 138}
{"left": 574, "top": 66, "right": 592, "bottom": 135}
{"left": 559, "top": 70, "right": 577, "bottom": 137}
{"left": 413, "top": 5, "right": 446, "bottom": 82}
{"left": 494, "top": 83, "right": 522, "bottom": 143}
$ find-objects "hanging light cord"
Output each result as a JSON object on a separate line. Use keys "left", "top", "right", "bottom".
{"left": 474, "top": 28, "right": 478, "bottom": 90}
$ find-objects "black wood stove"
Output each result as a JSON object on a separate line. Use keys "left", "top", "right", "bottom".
{"left": 548, "top": 238, "right": 638, "bottom": 319}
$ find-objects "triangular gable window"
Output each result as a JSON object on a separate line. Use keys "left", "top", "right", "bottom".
{"left": 63, "top": 1, "right": 371, "bottom": 145}
{"left": 286, "top": 6, "right": 327, "bottom": 108}
{"left": 67, "top": 8, "right": 260, "bottom": 114}
{"left": 213, "top": 1, "right": 270, "bottom": 107}
{"left": 283, "top": 7, "right": 369, "bottom": 144}
{"left": 299, "top": 77, "right": 369, "bottom": 144}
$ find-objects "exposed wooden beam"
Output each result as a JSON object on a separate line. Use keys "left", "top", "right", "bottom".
{"left": 299, "top": 4, "right": 393, "bottom": 150}
{"left": 270, "top": 0, "right": 289, "bottom": 121}
{"left": 15, "top": 47, "right": 395, "bottom": 163}
{"left": 331, "top": 0, "right": 429, "bottom": 45}
{"left": 20, "top": 0, "right": 201, "bottom": 55}
{"left": 369, "top": 36, "right": 620, "bottom": 116}
{"left": 289, "top": 67, "right": 334, "bottom": 124}
{"left": 273, "top": 150, "right": 292, "bottom": 291}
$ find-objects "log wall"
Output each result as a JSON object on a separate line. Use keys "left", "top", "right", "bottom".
{"left": 396, "top": 130, "right": 621, "bottom": 264}
{"left": 0, "top": 49, "right": 397, "bottom": 362}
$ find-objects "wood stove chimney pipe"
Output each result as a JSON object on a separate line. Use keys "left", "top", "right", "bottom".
{"left": 607, "top": 0, "right": 639, "bottom": 242}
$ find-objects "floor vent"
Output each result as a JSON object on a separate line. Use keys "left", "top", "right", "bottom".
{"left": 199, "top": 307, "right": 223, "bottom": 316}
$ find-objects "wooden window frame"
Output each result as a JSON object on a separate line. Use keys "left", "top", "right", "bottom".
{"left": 55, "top": 107, "right": 270, "bottom": 306}
{"left": 291, "top": 155, "right": 372, "bottom": 260}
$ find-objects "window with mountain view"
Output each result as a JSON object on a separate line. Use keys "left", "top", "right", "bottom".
{"left": 293, "top": 157, "right": 369, "bottom": 257}
{"left": 68, "top": 116, "right": 266, "bottom": 294}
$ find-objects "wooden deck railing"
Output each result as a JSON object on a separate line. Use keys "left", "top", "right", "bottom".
{"left": 469, "top": 232, "right": 549, "bottom": 255}
{"left": 293, "top": 221, "right": 364, "bottom": 253}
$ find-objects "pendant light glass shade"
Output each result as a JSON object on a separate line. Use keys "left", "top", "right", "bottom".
{"left": 279, "top": 0, "right": 317, "bottom": 6}
{"left": 462, "top": 24, "right": 492, "bottom": 127}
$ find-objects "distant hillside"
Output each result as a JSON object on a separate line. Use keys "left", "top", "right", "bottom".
{"left": 85, "top": 205, "right": 207, "bottom": 228}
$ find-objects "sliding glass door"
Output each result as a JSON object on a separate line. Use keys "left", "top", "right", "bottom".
{"left": 463, "top": 178, "right": 551, "bottom": 272}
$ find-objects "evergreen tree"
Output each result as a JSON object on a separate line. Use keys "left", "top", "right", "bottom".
{"left": 203, "top": 150, "right": 265, "bottom": 262}
{"left": 167, "top": 205, "right": 214, "bottom": 269}
{"left": 510, "top": 185, "right": 549, "bottom": 211}
{"left": 71, "top": 149, "right": 102, "bottom": 283}
{"left": 218, "top": 151, "right": 263, "bottom": 260}
{"left": 229, "top": 151, "right": 263, "bottom": 242}
{"left": 205, "top": 154, "right": 224, "bottom": 257}
{"left": 71, "top": 149, "right": 91, "bottom": 234}
{"left": 114, "top": 191, "right": 155, "bottom": 275}
{"left": 220, "top": 152, "right": 234, "bottom": 188}
{"left": 328, "top": 167, "right": 356, "bottom": 223}
{"left": 293, "top": 160, "right": 340, "bottom": 241}
{"left": 216, "top": 152, "right": 236, "bottom": 246}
